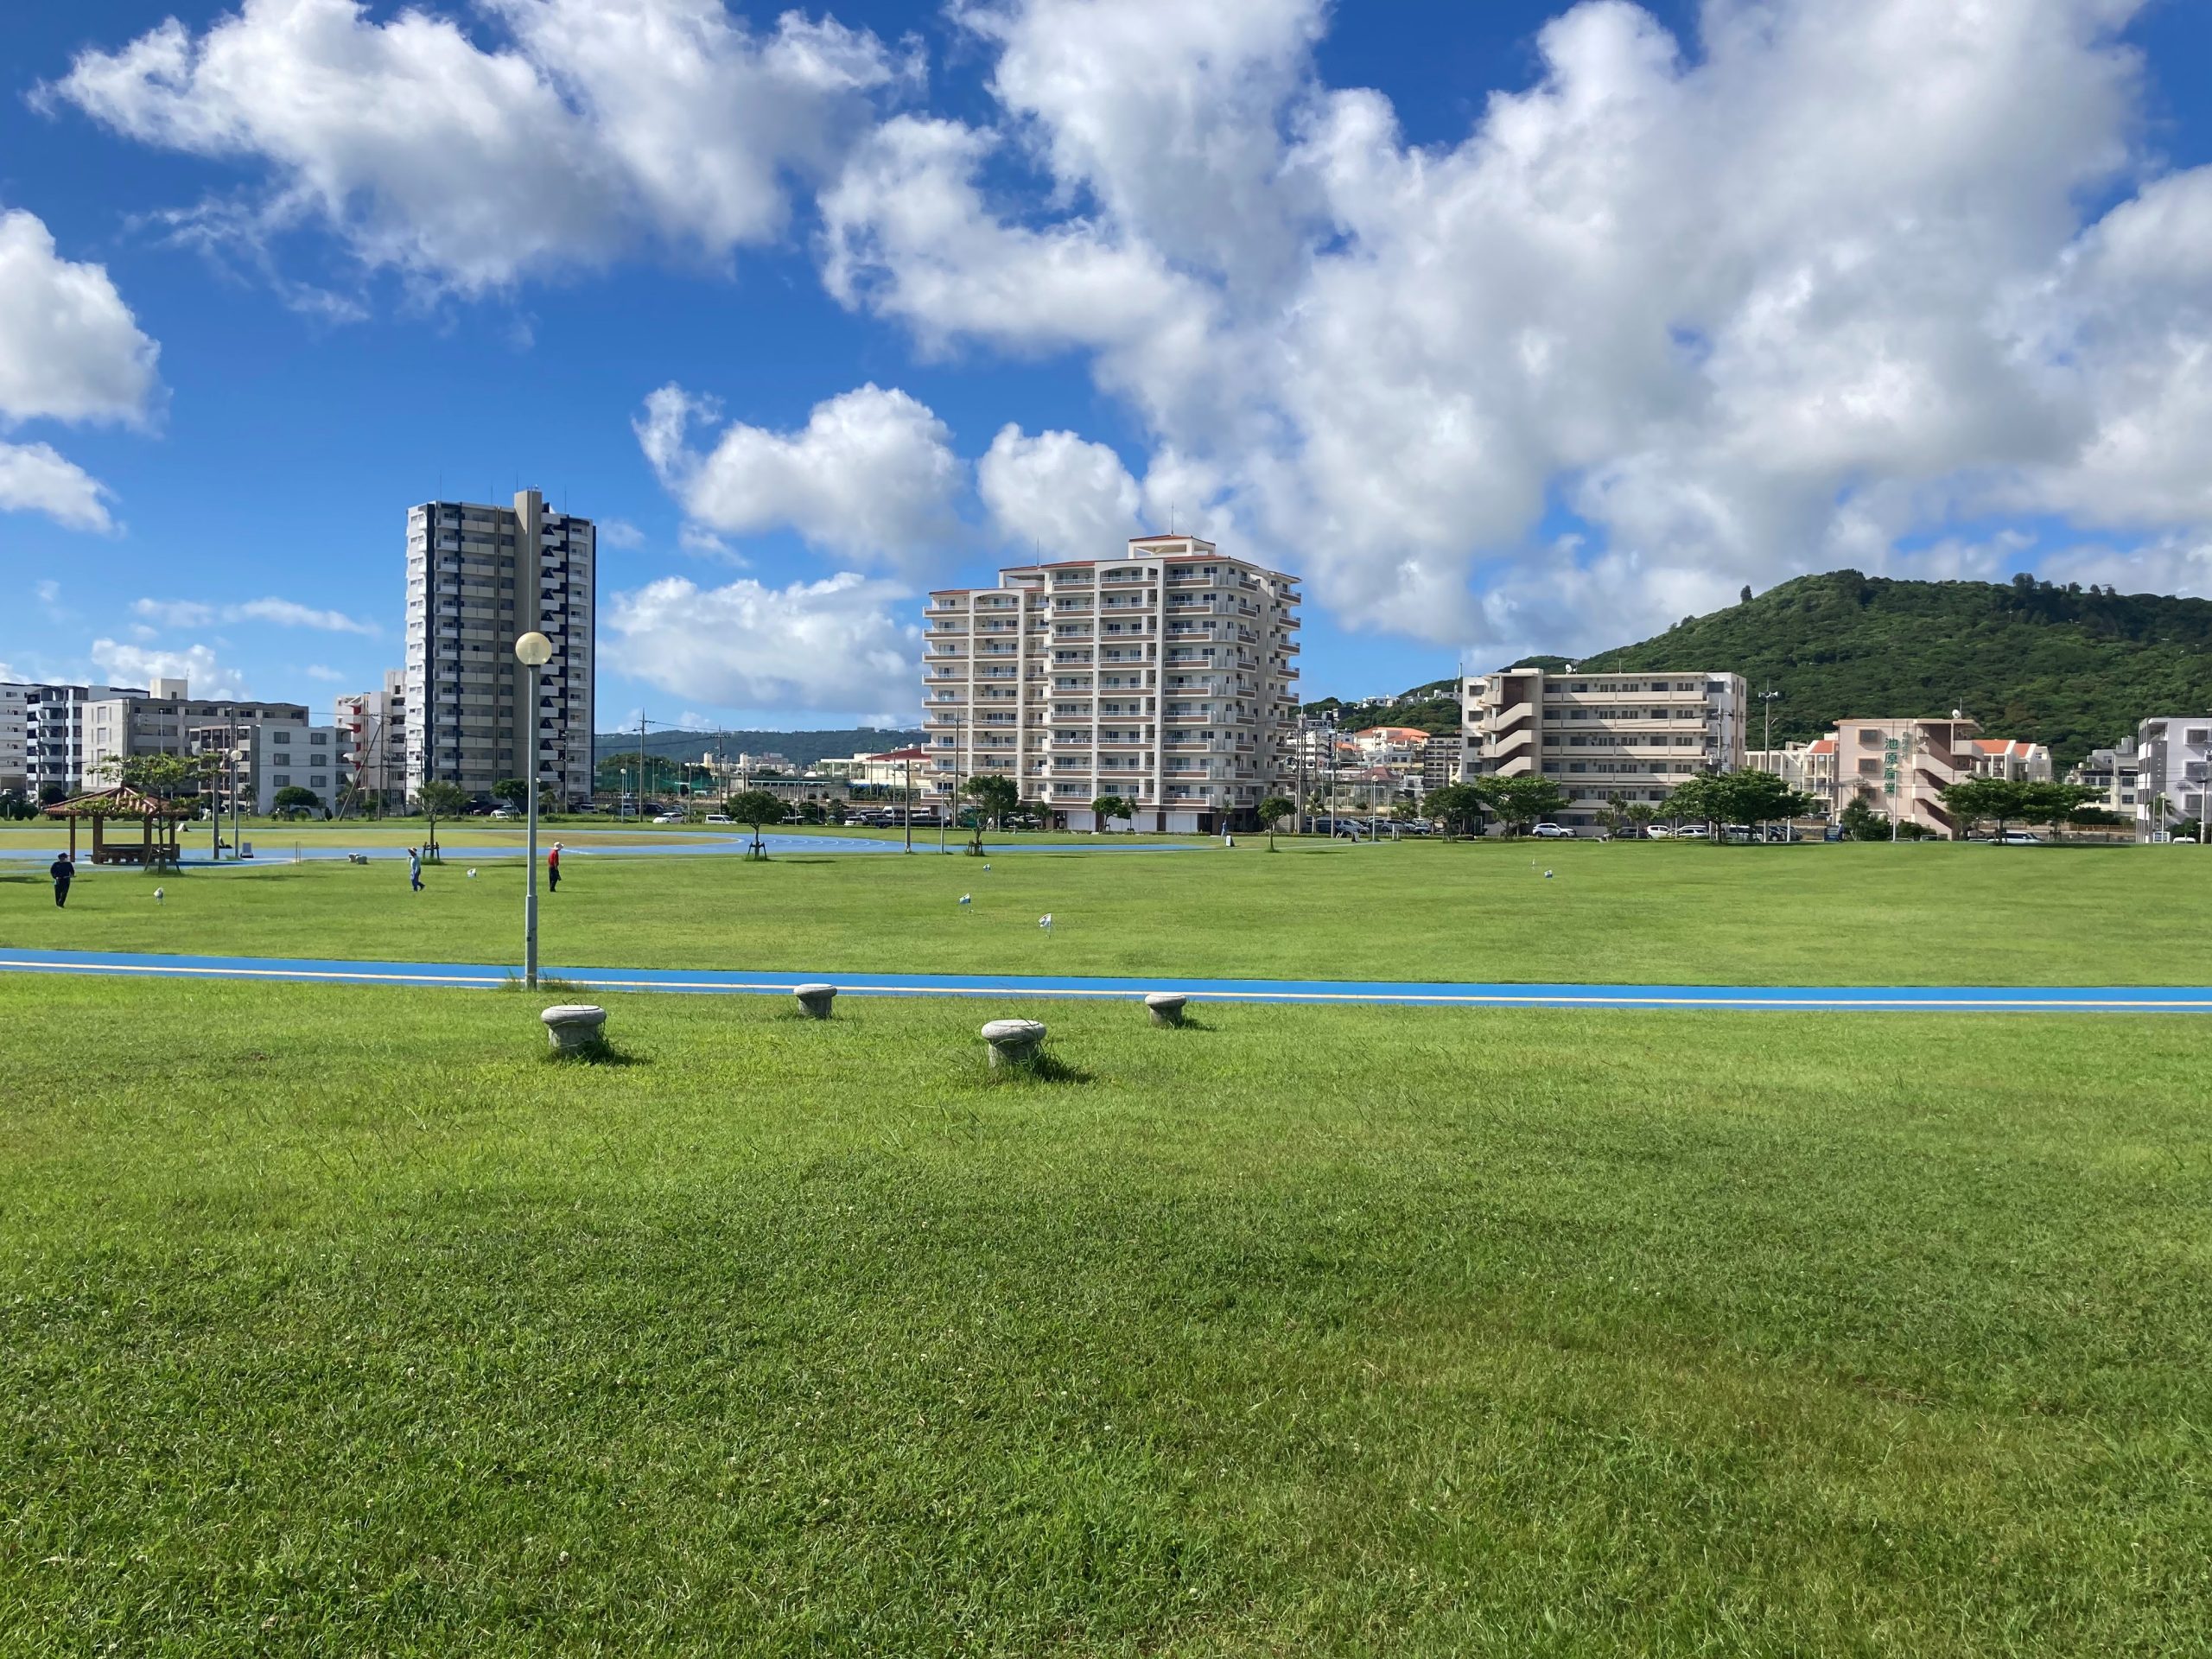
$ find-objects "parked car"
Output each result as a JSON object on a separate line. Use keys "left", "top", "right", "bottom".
{"left": 1993, "top": 830, "right": 2044, "bottom": 845}
{"left": 1529, "top": 823, "right": 1574, "bottom": 839}
{"left": 489, "top": 806, "right": 517, "bottom": 819}
{"left": 702, "top": 813, "right": 733, "bottom": 824}
{"left": 652, "top": 811, "right": 683, "bottom": 824}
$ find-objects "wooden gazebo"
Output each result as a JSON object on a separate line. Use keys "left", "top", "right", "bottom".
{"left": 44, "top": 785, "right": 190, "bottom": 867}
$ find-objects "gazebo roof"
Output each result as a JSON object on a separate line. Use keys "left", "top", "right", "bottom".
{"left": 43, "top": 785, "right": 192, "bottom": 819}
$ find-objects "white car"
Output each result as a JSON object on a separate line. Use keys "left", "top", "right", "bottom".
{"left": 702, "top": 813, "right": 733, "bottom": 824}
{"left": 652, "top": 812, "right": 683, "bottom": 824}
{"left": 1529, "top": 823, "right": 1575, "bottom": 839}
{"left": 1993, "top": 830, "right": 2044, "bottom": 845}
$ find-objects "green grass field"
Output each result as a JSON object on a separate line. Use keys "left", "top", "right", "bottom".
{"left": 3, "top": 976, "right": 2208, "bottom": 1654}
{"left": 3, "top": 836, "right": 2204, "bottom": 987}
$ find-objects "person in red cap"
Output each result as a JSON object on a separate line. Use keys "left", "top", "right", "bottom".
{"left": 546, "top": 842, "right": 562, "bottom": 893}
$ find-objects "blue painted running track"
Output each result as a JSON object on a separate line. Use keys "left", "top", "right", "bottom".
{"left": 0, "top": 831, "right": 1203, "bottom": 865}
{"left": 1, "top": 948, "right": 2206, "bottom": 1012}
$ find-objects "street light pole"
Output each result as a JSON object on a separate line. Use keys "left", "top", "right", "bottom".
{"left": 1760, "top": 683, "right": 1781, "bottom": 772}
{"left": 516, "top": 631, "right": 553, "bottom": 989}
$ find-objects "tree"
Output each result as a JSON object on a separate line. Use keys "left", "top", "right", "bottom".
{"left": 1256, "top": 793, "right": 1294, "bottom": 851}
{"left": 1424, "top": 782, "right": 1487, "bottom": 840}
{"left": 962, "top": 774, "right": 1019, "bottom": 854}
{"left": 1838, "top": 796, "right": 1889, "bottom": 841}
{"left": 0, "top": 789, "right": 34, "bottom": 822}
{"left": 1708, "top": 769, "right": 1820, "bottom": 838}
{"left": 1471, "top": 775, "right": 1567, "bottom": 835}
{"left": 1620, "top": 801, "right": 1658, "bottom": 838}
{"left": 1940, "top": 776, "right": 2032, "bottom": 839}
{"left": 1090, "top": 793, "right": 1132, "bottom": 832}
{"left": 38, "top": 782, "right": 68, "bottom": 807}
{"left": 1663, "top": 772, "right": 1730, "bottom": 838}
{"left": 272, "top": 785, "right": 321, "bottom": 818}
{"left": 2018, "top": 780, "right": 2102, "bottom": 842}
{"left": 492, "top": 778, "right": 530, "bottom": 810}
{"left": 413, "top": 779, "right": 468, "bottom": 859}
{"left": 1739, "top": 584, "right": 1753, "bottom": 603}
{"left": 724, "top": 790, "right": 784, "bottom": 859}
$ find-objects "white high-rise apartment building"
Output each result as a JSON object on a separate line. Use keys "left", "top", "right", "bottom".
{"left": 924, "top": 536, "right": 1301, "bottom": 832}
{"left": 405, "top": 490, "right": 594, "bottom": 806}
{"left": 1463, "top": 667, "right": 1748, "bottom": 830}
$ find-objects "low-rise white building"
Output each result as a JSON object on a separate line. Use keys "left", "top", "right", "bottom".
{"left": 2067, "top": 741, "right": 2140, "bottom": 818}
{"left": 2134, "top": 715, "right": 2211, "bottom": 834}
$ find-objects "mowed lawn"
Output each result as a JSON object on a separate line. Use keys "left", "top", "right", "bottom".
{"left": 3, "top": 836, "right": 2207, "bottom": 986}
{"left": 3, "top": 977, "right": 2209, "bottom": 1654}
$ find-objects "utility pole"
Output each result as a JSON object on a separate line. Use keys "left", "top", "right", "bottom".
{"left": 516, "top": 632, "right": 552, "bottom": 988}
{"left": 1760, "top": 682, "right": 1782, "bottom": 772}
{"left": 903, "top": 753, "right": 913, "bottom": 852}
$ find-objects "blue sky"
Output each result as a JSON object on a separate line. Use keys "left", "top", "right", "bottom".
{"left": 3, "top": 0, "right": 2211, "bottom": 730}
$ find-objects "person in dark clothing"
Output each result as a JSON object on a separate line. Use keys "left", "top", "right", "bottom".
{"left": 49, "top": 854, "right": 74, "bottom": 908}
{"left": 547, "top": 842, "right": 562, "bottom": 893}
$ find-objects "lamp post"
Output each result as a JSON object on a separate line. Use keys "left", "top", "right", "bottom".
{"left": 515, "top": 630, "right": 553, "bottom": 989}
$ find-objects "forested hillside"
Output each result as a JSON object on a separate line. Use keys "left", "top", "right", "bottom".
{"left": 1574, "top": 571, "right": 2212, "bottom": 765}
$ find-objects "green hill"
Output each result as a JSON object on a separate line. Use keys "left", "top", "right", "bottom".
{"left": 1302, "top": 679, "right": 1461, "bottom": 735}
{"left": 1567, "top": 571, "right": 2212, "bottom": 766}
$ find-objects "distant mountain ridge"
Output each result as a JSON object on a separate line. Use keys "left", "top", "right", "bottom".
{"left": 1328, "top": 570, "right": 2212, "bottom": 767}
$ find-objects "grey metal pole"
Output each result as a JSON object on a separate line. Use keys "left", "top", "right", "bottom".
{"left": 525, "top": 659, "right": 540, "bottom": 989}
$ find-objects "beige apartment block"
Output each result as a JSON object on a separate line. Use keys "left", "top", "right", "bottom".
{"left": 1965, "top": 738, "right": 2053, "bottom": 782}
{"left": 923, "top": 536, "right": 1300, "bottom": 832}
{"left": 405, "top": 489, "right": 594, "bottom": 807}
{"left": 1825, "top": 716, "right": 1982, "bottom": 836}
{"left": 1462, "top": 668, "right": 1748, "bottom": 830}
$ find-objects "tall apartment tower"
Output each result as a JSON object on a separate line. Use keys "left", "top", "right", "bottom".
{"left": 404, "top": 490, "right": 594, "bottom": 805}
{"left": 923, "top": 536, "right": 1300, "bottom": 833}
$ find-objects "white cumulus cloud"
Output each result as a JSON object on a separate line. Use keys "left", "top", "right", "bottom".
{"left": 43, "top": 0, "right": 912, "bottom": 295}
{"left": 132, "top": 595, "right": 378, "bottom": 633}
{"left": 636, "top": 381, "right": 963, "bottom": 568}
{"left": 0, "top": 206, "right": 162, "bottom": 531}
{"left": 819, "top": 0, "right": 2212, "bottom": 659}
{"left": 89, "top": 639, "right": 247, "bottom": 697}
{"left": 603, "top": 569, "right": 917, "bottom": 713}
{"left": 0, "top": 441, "right": 116, "bottom": 532}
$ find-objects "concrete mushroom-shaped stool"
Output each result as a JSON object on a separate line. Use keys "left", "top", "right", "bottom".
{"left": 1144, "top": 992, "right": 1188, "bottom": 1027}
{"left": 981, "top": 1017, "right": 1048, "bottom": 1069}
{"left": 794, "top": 983, "right": 837, "bottom": 1019}
{"left": 541, "top": 1004, "right": 607, "bottom": 1052}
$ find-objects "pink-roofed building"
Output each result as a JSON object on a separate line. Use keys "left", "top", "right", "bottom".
{"left": 1962, "top": 737, "right": 2054, "bottom": 784}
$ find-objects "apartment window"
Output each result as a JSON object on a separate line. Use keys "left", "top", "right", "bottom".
{"left": 273, "top": 774, "right": 291, "bottom": 786}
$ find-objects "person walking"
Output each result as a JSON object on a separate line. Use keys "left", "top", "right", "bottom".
{"left": 48, "top": 853, "right": 74, "bottom": 908}
{"left": 546, "top": 842, "right": 562, "bottom": 893}
{"left": 407, "top": 846, "right": 423, "bottom": 892}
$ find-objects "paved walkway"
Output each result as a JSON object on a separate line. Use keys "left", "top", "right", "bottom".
{"left": 1, "top": 948, "right": 2206, "bottom": 1012}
